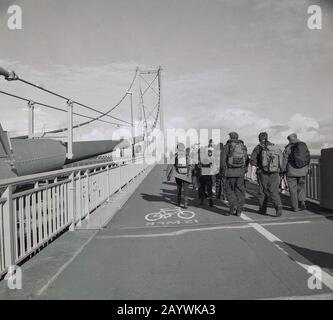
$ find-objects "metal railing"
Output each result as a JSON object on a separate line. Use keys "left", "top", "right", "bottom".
{"left": 0, "top": 156, "right": 152, "bottom": 278}
{"left": 246, "top": 156, "right": 321, "bottom": 203}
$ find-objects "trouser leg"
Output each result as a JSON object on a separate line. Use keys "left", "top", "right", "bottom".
{"left": 176, "top": 178, "right": 182, "bottom": 205}
{"left": 216, "top": 175, "right": 222, "bottom": 199}
{"left": 206, "top": 176, "right": 213, "bottom": 199}
{"left": 268, "top": 173, "right": 282, "bottom": 209}
{"left": 226, "top": 178, "right": 237, "bottom": 208}
{"left": 183, "top": 182, "right": 189, "bottom": 205}
{"left": 257, "top": 173, "right": 268, "bottom": 210}
{"left": 297, "top": 176, "right": 306, "bottom": 203}
{"left": 287, "top": 177, "right": 298, "bottom": 210}
{"left": 222, "top": 178, "right": 227, "bottom": 201}
{"left": 198, "top": 176, "right": 206, "bottom": 200}
{"left": 235, "top": 177, "right": 246, "bottom": 209}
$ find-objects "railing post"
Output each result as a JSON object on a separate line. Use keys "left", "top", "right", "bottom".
{"left": 28, "top": 100, "right": 35, "bottom": 139}
{"left": 107, "top": 165, "right": 111, "bottom": 201}
{"left": 84, "top": 169, "right": 90, "bottom": 222}
{"left": 68, "top": 173, "right": 75, "bottom": 231}
{"left": 66, "top": 100, "right": 74, "bottom": 160}
{"left": 75, "top": 171, "right": 82, "bottom": 227}
{"left": 2, "top": 185, "right": 16, "bottom": 273}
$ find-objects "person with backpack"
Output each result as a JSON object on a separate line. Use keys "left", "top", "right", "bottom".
{"left": 174, "top": 142, "right": 192, "bottom": 209}
{"left": 198, "top": 145, "right": 217, "bottom": 207}
{"left": 250, "top": 132, "right": 283, "bottom": 217}
{"left": 222, "top": 132, "right": 249, "bottom": 216}
{"left": 282, "top": 133, "right": 310, "bottom": 212}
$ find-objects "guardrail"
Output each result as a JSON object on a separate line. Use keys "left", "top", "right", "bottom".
{"left": 0, "top": 156, "right": 151, "bottom": 279}
{"left": 246, "top": 156, "right": 321, "bottom": 203}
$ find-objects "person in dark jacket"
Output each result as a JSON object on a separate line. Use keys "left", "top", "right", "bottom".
{"left": 174, "top": 143, "right": 191, "bottom": 208}
{"left": 282, "top": 133, "right": 310, "bottom": 212}
{"left": 222, "top": 132, "right": 249, "bottom": 216}
{"left": 250, "top": 132, "right": 283, "bottom": 217}
{"left": 215, "top": 142, "right": 225, "bottom": 200}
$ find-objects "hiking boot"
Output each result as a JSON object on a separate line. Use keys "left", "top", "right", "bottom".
{"left": 300, "top": 202, "right": 307, "bottom": 211}
{"left": 276, "top": 206, "right": 283, "bottom": 217}
{"left": 236, "top": 207, "right": 242, "bottom": 216}
{"left": 209, "top": 198, "right": 213, "bottom": 207}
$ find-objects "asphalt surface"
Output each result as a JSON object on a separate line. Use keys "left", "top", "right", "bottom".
{"left": 3, "top": 165, "right": 333, "bottom": 299}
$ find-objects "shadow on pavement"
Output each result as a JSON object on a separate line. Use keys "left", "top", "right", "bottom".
{"left": 144, "top": 175, "right": 333, "bottom": 220}
{"left": 246, "top": 180, "right": 333, "bottom": 220}
{"left": 141, "top": 182, "right": 232, "bottom": 216}
{"left": 282, "top": 243, "right": 333, "bottom": 274}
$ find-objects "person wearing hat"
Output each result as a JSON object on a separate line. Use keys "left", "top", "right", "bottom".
{"left": 221, "top": 132, "right": 249, "bottom": 216}
{"left": 250, "top": 132, "right": 283, "bottom": 217}
{"left": 174, "top": 142, "right": 192, "bottom": 208}
{"left": 282, "top": 133, "right": 310, "bottom": 212}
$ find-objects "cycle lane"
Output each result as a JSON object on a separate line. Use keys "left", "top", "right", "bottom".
{"left": 38, "top": 165, "right": 333, "bottom": 299}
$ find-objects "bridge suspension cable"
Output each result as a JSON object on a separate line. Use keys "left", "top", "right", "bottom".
{"left": 0, "top": 66, "right": 162, "bottom": 139}
{"left": 17, "top": 77, "right": 132, "bottom": 125}
{"left": 0, "top": 66, "right": 140, "bottom": 127}
{"left": 0, "top": 89, "right": 132, "bottom": 136}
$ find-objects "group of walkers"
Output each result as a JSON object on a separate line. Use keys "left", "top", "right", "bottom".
{"left": 170, "top": 132, "right": 311, "bottom": 217}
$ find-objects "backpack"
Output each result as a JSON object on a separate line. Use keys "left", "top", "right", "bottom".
{"left": 261, "top": 144, "right": 281, "bottom": 173}
{"left": 227, "top": 141, "right": 247, "bottom": 168}
{"left": 175, "top": 152, "right": 189, "bottom": 175}
{"left": 289, "top": 142, "right": 310, "bottom": 168}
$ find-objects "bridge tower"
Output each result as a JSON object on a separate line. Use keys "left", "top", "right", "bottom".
{"left": 138, "top": 66, "right": 166, "bottom": 163}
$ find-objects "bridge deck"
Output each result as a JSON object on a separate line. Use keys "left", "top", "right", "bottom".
{"left": 1, "top": 165, "right": 333, "bottom": 299}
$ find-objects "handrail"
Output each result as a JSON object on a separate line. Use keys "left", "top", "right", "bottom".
{"left": 0, "top": 157, "right": 136, "bottom": 188}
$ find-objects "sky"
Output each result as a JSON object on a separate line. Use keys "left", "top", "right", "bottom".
{"left": 0, "top": 0, "right": 332, "bottom": 153}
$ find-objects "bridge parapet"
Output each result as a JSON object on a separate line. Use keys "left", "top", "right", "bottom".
{"left": 0, "top": 156, "right": 151, "bottom": 279}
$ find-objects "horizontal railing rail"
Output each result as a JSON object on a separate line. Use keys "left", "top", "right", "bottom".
{"left": 0, "top": 156, "right": 153, "bottom": 279}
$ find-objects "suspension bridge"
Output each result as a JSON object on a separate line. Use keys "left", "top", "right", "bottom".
{"left": 0, "top": 65, "right": 333, "bottom": 300}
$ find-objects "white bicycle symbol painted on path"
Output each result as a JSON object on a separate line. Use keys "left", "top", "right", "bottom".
{"left": 145, "top": 208, "right": 196, "bottom": 222}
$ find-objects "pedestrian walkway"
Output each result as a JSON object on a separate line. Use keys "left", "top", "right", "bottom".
{"left": 1, "top": 165, "right": 333, "bottom": 299}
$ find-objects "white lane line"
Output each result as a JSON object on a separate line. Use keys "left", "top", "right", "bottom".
{"left": 260, "top": 221, "right": 312, "bottom": 227}
{"left": 36, "top": 230, "right": 99, "bottom": 297}
{"left": 95, "top": 220, "right": 311, "bottom": 240}
{"left": 96, "top": 225, "right": 251, "bottom": 239}
{"left": 240, "top": 213, "right": 253, "bottom": 222}
{"left": 241, "top": 213, "right": 333, "bottom": 291}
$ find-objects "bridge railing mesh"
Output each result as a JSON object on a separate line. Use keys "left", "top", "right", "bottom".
{"left": 0, "top": 157, "right": 152, "bottom": 280}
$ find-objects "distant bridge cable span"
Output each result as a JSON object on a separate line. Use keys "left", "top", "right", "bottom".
{"left": 0, "top": 66, "right": 163, "bottom": 152}
{"left": 0, "top": 66, "right": 141, "bottom": 131}
{"left": 0, "top": 90, "right": 129, "bottom": 133}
